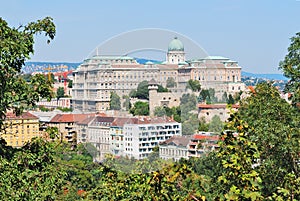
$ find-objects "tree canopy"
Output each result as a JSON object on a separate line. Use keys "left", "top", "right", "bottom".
{"left": 279, "top": 32, "right": 300, "bottom": 107}
{"left": 109, "top": 92, "right": 121, "bottom": 110}
{"left": 130, "top": 101, "right": 149, "bottom": 116}
{"left": 56, "top": 87, "right": 65, "bottom": 100}
{"left": 166, "top": 77, "right": 177, "bottom": 88}
{"left": 0, "top": 17, "right": 55, "bottom": 130}
{"left": 186, "top": 79, "right": 201, "bottom": 92}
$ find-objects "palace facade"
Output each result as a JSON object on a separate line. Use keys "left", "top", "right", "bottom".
{"left": 72, "top": 37, "right": 245, "bottom": 112}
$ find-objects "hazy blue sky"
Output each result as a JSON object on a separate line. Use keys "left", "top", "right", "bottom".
{"left": 1, "top": 0, "right": 299, "bottom": 73}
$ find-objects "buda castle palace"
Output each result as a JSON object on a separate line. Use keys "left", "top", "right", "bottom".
{"left": 72, "top": 37, "right": 245, "bottom": 112}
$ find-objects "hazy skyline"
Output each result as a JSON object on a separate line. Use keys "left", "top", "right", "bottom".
{"left": 1, "top": 0, "right": 299, "bottom": 73}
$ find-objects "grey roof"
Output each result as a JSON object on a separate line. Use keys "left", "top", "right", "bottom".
{"left": 160, "top": 135, "right": 192, "bottom": 147}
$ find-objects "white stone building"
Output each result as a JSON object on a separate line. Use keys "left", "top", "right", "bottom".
{"left": 72, "top": 37, "right": 245, "bottom": 112}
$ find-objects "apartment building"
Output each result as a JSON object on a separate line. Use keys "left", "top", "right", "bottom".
{"left": 1, "top": 112, "right": 40, "bottom": 147}
{"left": 159, "top": 132, "right": 220, "bottom": 161}
{"left": 123, "top": 117, "right": 182, "bottom": 160}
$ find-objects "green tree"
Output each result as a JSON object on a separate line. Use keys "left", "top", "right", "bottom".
{"left": 166, "top": 77, "right": 177, "bottom": 88}
{"left": 216, "top": 127, "right": 263, "bottom": 200}
{"left": 56, "top": 87, "right": 65, "bottom": 100}
{"left": 229, "top": 82, "right": 300, "bottom": 199}
{"left": 154, "top": 106, "right": 167, "bottom": 117}
{"left": 46, "top": 126, "right": 59, "bottom": 140}
{"left": 130, "top": 101, "right": 149, "bottom": 116}
{"left": 279, "top": 32, "right": 300, "bottom": 107}
{"left": 222, "top": 92, "right": 228, "bottom": 103}
{"left": 0, "top": 17, "right": 55, "bottom": 131}
{"left": 157, "top": 85, "right": 168, "bottom": 92}
{"left": 227, "top": 94, "right": 235, "bottom": 104}
{"left": 122, "top": 95, "right": 131, "bottom": 111}
{"left": 109, "top": 92, "right": 121, "bottom": 110}
{"left": 186, "top": 79, "right": 201, "bottom": 92}
{"left": 182, "top": 114, "right": 199, "bottom": 135}
{"left": 0, "top": 138, "right": 67, "bottom": 200}
{"left": 198, "top": 117, "right": 209, "bottom": 132}
{"left": 67, "top": 79, "right": 73, "bottom": 88}
{"left": 180, "top": 93, "right": 199, "bottom": 135}
{"left": 135, "top": 80, "right": 149, "bottom": 100}
{"left": 208, "top": 115, "right": 223, "bottom": 133}
{"left": 199, "top": 88, "right": 217, "bottom": 103}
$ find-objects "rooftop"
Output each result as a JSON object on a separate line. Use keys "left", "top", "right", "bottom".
{"left": 168, "top": 37, "right": 184, "bottom": 52}
{"left": 160, "top": 135, "right": 192, "bottom": 147}
{"left": 50, "top": 113, "right": 96, "bottom": 123}
{"left": 6, "top": 112, "right": 38, "bottom": 120}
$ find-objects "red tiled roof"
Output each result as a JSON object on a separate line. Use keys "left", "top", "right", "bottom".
{"left": 76, "top": 116, "right": 96, "bottom": 125}
{"left": 111, "top": 117, "right": 137, "bottom": 127}
{"left": 6, "top": 112, "right": 38, "bottom": 120}
{"left": 193, "top": 134, "right": 219, "bottom": 141}
{"left": 50, "top": 113, "right": 96, "bottom": 123}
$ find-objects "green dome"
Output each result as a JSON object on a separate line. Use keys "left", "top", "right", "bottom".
{"left": 168, "top": 37, "right": 184, "bottom": 51}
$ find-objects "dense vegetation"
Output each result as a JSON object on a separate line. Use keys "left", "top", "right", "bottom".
{"left": 0, "top": 17, "right": 299, "bottom": 200}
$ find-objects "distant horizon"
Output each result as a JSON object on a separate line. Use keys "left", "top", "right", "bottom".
{"left": 2, "top": 1, "right": 299, "bottom": 74}
{"left": 24, "top": 60, "right": 287, "bottom": 79}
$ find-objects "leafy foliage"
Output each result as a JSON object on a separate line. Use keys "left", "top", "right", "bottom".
{"left": 109, "top": 92, "right": 121, "bottom": 110}
{"left": 56, "top": 87, "right": 65, "bottom": 100}
{"left": 235, "top": 82, "right": 300, "bottom": 198}
{"left": 166, "top": 77, "right": 177, "bottom": 88}
{"left": 227, "top": 94, "right": 235, "bottom": 104}
{"left": 67, "top": 79, "right": 73, "bottom": 88}
{"left": 279, "top": 32, "right": 300, "bottom": 106}
{"left": 0, "top": 138, "right": 66, "bottom": 200}
{"left": 208, "top": 115, "right": 223, "bottom": 133}
{"left": 122, "top": 95, "right": 131, "bottom": 111}
{"left": 186, "top": 79, "right": 201, "bottom": 92}
{"left": 180, "top": 93, "right": 199, "bottom": 135}
{"left": 130, "top": 101, "right": 149, "bottom": 116}
{"left": 154, "top": 106, "right": 181, "bottom": 122}
{"left": 132, "top": 80, "right": 149, "bottom": 100}
{"left": 157, "top": 85, "right": 169, "bottom": 92}
{"left": 0, "top": 17, "right": 55, "bottom": 130}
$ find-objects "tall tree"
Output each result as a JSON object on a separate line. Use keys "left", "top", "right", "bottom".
{"left": 0, "top": 17, "right": 55, "bottom": 131}
{"left": 279, "top": 32, "right": 300, "bottom": 107}
{"left": 227, "top": 94, "right": 235, "bottom": 104}
{"left": 186, "top": 79, "right": 201, "bottom": 92}
{"left": 56, "top": 87, "right": 65, "bottom": 100}
{"left": 208, "top": 115, "right": 223, "bottom": 133}
{"left": 234, "top": 82, "right": 300, "bottom": 198}
{"left": 122, "top": 95, "right": 131, "bottom": 111}
{"left": 68, "top": 80, "right": 73, "bottom": 88}
{"left": 135, "top": 80, "right": 149, "bottom": 100}
{"left": 166, "top": 77, "right": 177, "bottom": 88}
{"left": 180, "top": 93, "right": 199, "bottom": 135}
{"left": 109, "top": 92, "right": 121, "bottom": 110}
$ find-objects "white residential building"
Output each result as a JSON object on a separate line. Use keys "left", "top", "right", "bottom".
{"left": 123, "top": 117, "right": 182, "bottom": 160}
{"left": 88, "top": 116, "right": 114, "bottom": 161}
